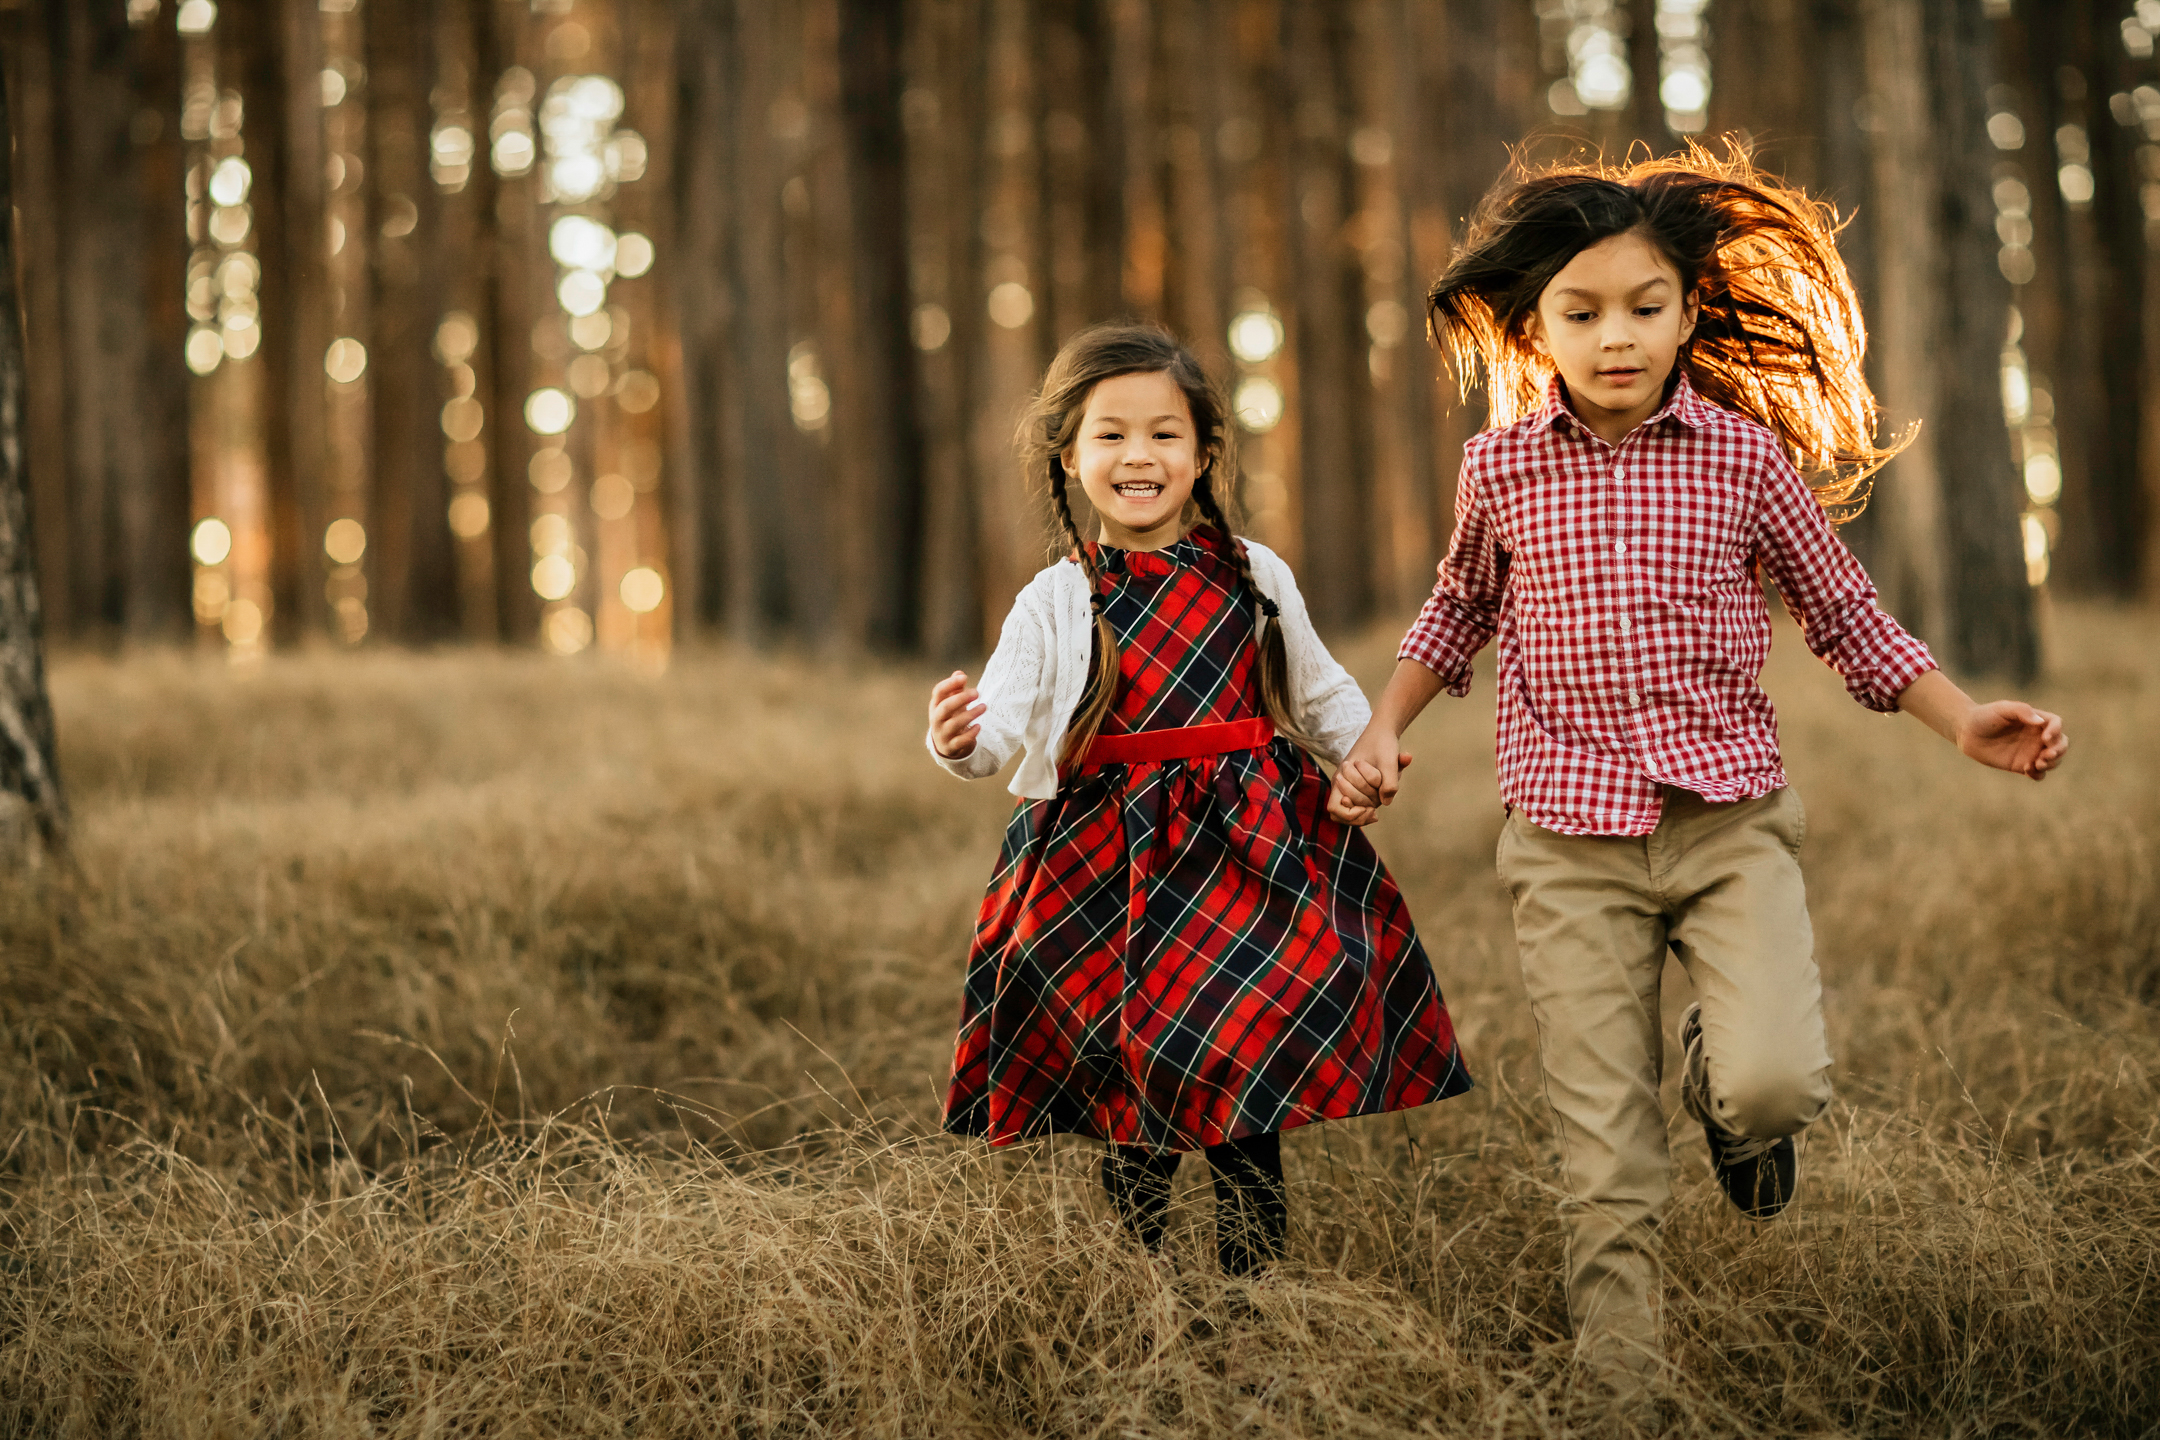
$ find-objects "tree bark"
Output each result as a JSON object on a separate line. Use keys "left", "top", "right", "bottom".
{"left": 1283, "top": 1, "right": 1373, "bottom": 629}
{"left": 1860, "top": 0, "right": 2037, "bottom": 680}
{"left": 229, "top": 0, "right": 330, "bottom": 646}
{"left": 366, "top": 0, "right": 456, "bottom": 642}
{"left": 835, "top": 0, "right": 927, "bottom": 650}
{"left": 2, "top": 12, "right": 73, "bottom": 641}
{"left": 0, "top": 55, "right": 70, "bottom": 855}
{"left": 56, "top": 1, "right": 189, "bottom": 644}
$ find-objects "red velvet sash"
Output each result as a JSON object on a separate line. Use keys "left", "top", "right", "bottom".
{"left": 1078, "top": 716, "right": 1275, "bottom": 769}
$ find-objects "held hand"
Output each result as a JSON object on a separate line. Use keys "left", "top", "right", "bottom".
{"left": 1326, "top": 728, "right": 1413, "bottom": 826}
{"left": 928, "top": 671, "right": 985, "bottom": 760}
{"left": 1958, "top": 700, "right": 2068, "bottom": 781}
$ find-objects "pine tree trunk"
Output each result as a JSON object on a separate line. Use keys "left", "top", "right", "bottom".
{"left": 57, "top": 1, "right": 189, "bottom": 644}
{"left": 0, "top": 56, "right": 70, "bottom": 856}
{"left": 1860, "top": 0, "right": 2037, "bottom": 680}
{"left": 2, "top": 12, "right": 74, "bottom": 642}
{"left": 1284, "top": 1, "right": 1373, "bottom": 629}
{"left": 366, "top": 0, "right": 456, "bottom": 642}
{"left": 663, "top": 0, "right": 732, "bottom": 636}
{"left": 2056, "top": 0, "right": 2148, "bottom": 598}
{"left": 836, "top": 0, "right": 927, "bottom": 649}
{"left": 229, "top": 0, "right": 330, "bottom": 646}
{"left": 480, "top": 0, "right": 542, "bottom": 645}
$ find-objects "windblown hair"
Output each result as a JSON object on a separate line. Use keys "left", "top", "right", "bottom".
{"left": 1427, "top": 140, "right": 1905, "bottom": 516}
{"left": 1014, "top": 322, "right": 1317, "bottom": 768}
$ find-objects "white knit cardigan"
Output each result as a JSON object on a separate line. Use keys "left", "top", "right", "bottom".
{"left": 927, "top": 538, "right": 1371, "bottom": 799}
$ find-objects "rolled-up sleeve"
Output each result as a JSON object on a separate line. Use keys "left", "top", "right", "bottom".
{"left": 1754, "top": 446, "right": 1936, "bottom": 712}
{"left": 1398, "top": 448, "right": 1503, "bottom": 696}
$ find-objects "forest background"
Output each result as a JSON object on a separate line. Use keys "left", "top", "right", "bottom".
{"left": 0, "top": 1, "right": 2155, "bottom": 1437}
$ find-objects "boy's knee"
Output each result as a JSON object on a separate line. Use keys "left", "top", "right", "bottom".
{"left": 1711, "top": 1059, "right": 1831, "bottom": 1139}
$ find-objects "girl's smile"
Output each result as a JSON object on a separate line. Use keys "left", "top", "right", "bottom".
{"left": 1065, "top": 370, "right": 1203, "bottom": 551}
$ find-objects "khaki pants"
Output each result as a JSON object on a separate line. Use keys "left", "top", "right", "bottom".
{"left": 1495, "top": 786, "right": 1832, "bottom": 1384}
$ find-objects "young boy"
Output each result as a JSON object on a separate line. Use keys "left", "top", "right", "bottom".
{"left": 1329, "top": 153, "right": 2067, "bottom": 1386}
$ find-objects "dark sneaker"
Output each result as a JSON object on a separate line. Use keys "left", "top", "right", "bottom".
{"left": 1679, "top": 1002, "right": 1798, "bottom": 1219}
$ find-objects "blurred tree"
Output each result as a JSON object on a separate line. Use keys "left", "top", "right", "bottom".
{"left": 836, "top": 0, "right": 926, "bottom": 651}
{"left": 226, "top": 0, "right": 331, "bottom": 645}
{"left": 0, "top": 55, "right": 71, "bottom": 856}
{"left": 1861, "top": 0, "right": 2036, "bottom": 680}
{"left": 55, "top": 1, "right": 190, "bottom": 644}
{"left": 366, "top": 0, "right": 458, "bottom": 641}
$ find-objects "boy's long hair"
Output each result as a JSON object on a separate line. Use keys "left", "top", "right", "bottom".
{"left": 1015, "top": 322, "right": 1317, "bottom": 767}
{"left": 1428, "top": 140, "right": 1904, "bottom": 516}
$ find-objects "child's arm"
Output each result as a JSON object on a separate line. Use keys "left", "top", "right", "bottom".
{"left": 1754, "top": 443, "right": 2066, "bottom": 779}
{"left": 1896, "top": 668, "right": 2067, "bottom": 779}
{"left": 924, "top": 583, "right": 1046, "bottom": 780}
{"left": 1328, "top": 457, "right": 1504, "bottom": 825}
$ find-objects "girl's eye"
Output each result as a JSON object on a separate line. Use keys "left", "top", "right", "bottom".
{"left": 1636, "top": 305, "right": 1664, "bottom": 317}
{"left": 1565, "top": 311, "right": 1595, "bottom": 324}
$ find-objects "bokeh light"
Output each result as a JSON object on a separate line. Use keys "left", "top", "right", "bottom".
{"left": 525, "top": 387, "right": 575, "bottom": 434}
{"left": 324, "top": 518, "right": 367, "bottom": 565}
{"left": 531, "top": 554, "right": 576, "bottom": 601}
{"left": 325, "top": 337, "right": 368, "bottom": 383}
{"left": 549, "top": 214, "right": 617, "bottom": 273}
{"left": 615, "top": 371, "right": 659, "bottom": 413}
{"left": 557, "top": 269, "right": 607, "bottom": 316}
{"left": 912, "top": 303, "right": 951, "bottom": 352}
{"left": 191, "top": 517, "right": 233, "bottom": 566}
{"left": 987, "top": 281, "right": 1034, "bottom": 329}
{"left": 613, "top": 232, "right": 654, "bottom": 277}
{"left": 619, "top": 567, "right": 665, "bottom": 613}
{"left": 544, "top": 605, "right": 593, "bottom": 654}
{"left": 448, "top": 492, "right": 492, "bottom": 539}
{"left": 589, "top": 473, "right": 635, "bottom": 520}
{"left": 1228, "top": 308, "right": 1284, "bottom": 364}
{"left": 186, "top": 326, "right": 225, "bottom": 375}
{"left": 1233, "top": 376, "right": 1285, "bottom": 433}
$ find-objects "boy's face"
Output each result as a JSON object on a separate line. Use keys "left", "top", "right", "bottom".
{"left": 1527, "top": 229, "right": 1699, "bottom": 443}
{"left": 1065, "top": 369, "right": 1202, "bottom": 551}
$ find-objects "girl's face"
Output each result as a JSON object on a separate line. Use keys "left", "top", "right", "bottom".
{"left": 1064, "top": 370, "right": 1203, "bottom": 551}
{"left": 1527, "top": 228, "right": 1699, "bottom": 443}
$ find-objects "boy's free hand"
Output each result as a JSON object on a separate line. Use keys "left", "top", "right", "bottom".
{"left": 1326, "top": 728, "right": 1413, "bottom": 826}
{"left": 1898, "top": 668, "right": 2067, "bottom": 781}
{"left": 928, "top": 671, "right": 985, "bottom": 760}
{"left": 1956, "top": 699, "right": 2067, "bottom": 780}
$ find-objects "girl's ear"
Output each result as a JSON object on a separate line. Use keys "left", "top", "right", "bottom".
{"left": 1524, "top": 309, "right": 1551, "bottom": 359}
{"left": 1680, "top": 290, "right": 1701, "bottom": 346}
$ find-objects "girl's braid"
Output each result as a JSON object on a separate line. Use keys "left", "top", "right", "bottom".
{"left": 1049, "top": 456, "right": 1106, "bottom": 609}
{"left": 1050, "top": 455, "right": 1123, "bottom": 764}
{"left": 1191, "top": 472, "right": 1278, "bottom": 620}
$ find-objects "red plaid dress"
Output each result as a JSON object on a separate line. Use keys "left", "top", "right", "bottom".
{"left": 944, "top": 529, "right": 1471, "bottom": 1154}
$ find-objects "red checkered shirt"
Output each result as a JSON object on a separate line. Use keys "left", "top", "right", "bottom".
{"left": 1400, "top": 373, "right": 1937, "bottom": 836}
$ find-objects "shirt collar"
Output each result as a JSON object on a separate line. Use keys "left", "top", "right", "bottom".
{"left": 1538, "top": 369, "right": 1715, "bottom": 438}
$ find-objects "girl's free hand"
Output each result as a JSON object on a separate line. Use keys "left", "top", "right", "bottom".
{"left": 1958, "top": 699, "right": 2068, "bottom": 780}
{"left": 928, "top": 671, "right": 985, "bottom": 760}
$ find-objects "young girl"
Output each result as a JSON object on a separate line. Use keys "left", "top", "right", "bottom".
{"left": 1333, "top": 147, "right": 2069, "bottom": 1381}
{"left": 927, "top": 323, "right": 1471, "bottom": 1277}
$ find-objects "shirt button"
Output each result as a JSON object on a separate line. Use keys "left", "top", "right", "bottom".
{"left": 1618, "top": 618, "right": 1632, "bottom": 634}
{"left": 1627, "top": 690, "right": 1641, "bottom": 706}
{"left": 1614, "top": 541, "right": 1628, "bottom": 556}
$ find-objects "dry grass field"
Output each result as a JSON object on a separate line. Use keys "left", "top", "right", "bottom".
{"left": 0, "top": 603, "right": 2154, "bottom": 1437}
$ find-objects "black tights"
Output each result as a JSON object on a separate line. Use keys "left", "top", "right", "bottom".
{"left": 1101, "top": 1132, "right": 1287, "bottom": 1277}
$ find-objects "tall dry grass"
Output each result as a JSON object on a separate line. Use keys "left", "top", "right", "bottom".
{"left": 0, "top": 605, "right": 2154, "bottom": 1437}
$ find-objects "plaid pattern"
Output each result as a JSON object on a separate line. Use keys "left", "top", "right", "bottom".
{"left": 1400, "top": 374, "right": 1937, "bottom": 837}
{"left": 945, "top": 530, "right": 1471, "bottom": 1153}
